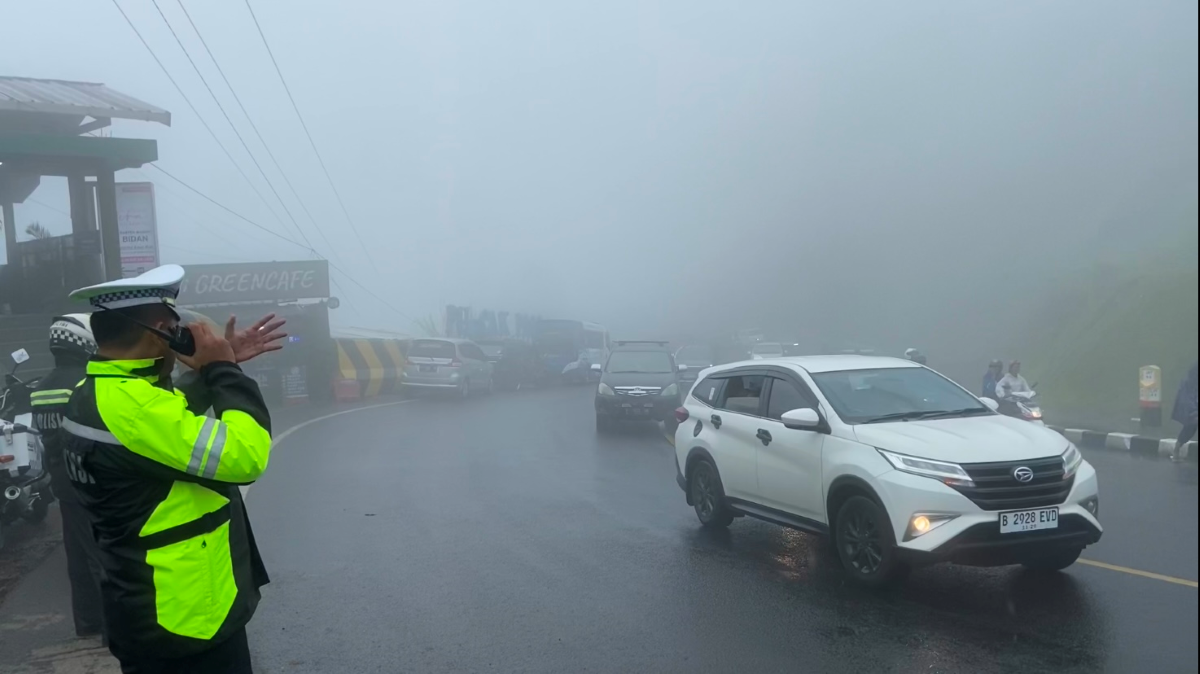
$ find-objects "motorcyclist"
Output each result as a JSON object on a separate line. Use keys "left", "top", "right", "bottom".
{"left": 996, "top": 360, "right": 1033, "bottom": 400}
{"left": 982, "top": 359, "right": 1004, "bottom": 400}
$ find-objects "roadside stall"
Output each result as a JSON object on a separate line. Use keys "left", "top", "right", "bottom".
{"left": 176, "top": 260, "right": 334, "bottom": 405}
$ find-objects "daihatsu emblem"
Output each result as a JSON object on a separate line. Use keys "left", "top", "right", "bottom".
{"left": 1012, "top": 466, "right": 1034, "bottom": 483}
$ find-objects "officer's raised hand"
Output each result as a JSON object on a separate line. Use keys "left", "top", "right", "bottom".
{"left": 225, "top": 313, "right": 287, "bottom": 363}
{"left": 177, "top": 322, "right": 236, "bottom": 371}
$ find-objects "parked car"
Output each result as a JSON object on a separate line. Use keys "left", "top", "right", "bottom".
{"left": 594, "top": 341, "right": 686, "bottom": 432}
{"left": 673, "top": 355, "right": 1101, "bottom": 587}
{"left": 401, "top": 338, "right": 494, "bottom": 398}
{"left": 476, "top": 338, "right": 541, "bottom": 391}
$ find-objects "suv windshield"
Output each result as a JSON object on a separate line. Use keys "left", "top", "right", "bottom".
{"left": 606, "top": 351, "right": 674, "bottom": 374}
{"left": 478, "top": 344, "right": 504, "bottom": 358}
{"left": 408, "top": 340, "right": 457, "bottom": 359}
{"left": 810, "top": 367, "right": 991, "bottom": 424}
{"left": 676, "top": 345, "right": 713, "bottom": 365}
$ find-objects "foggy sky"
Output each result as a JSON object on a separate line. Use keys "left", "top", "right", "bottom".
{"left": 2, "top": 0, "right": 1196, "bottom": 345}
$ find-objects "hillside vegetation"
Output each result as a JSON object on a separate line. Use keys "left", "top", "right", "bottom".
{"left": 1024, "top": 234, "right": 1198, "bottom": 430}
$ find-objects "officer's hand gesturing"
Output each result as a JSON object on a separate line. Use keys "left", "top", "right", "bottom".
{"left": 178, "top": 322, "right": 237, "bottom": 371}
{"left": 225, "top": 313, "right": 288, "bottom": 363}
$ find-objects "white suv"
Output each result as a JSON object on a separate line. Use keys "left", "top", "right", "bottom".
{"left": 673, "top": 356, "right": 1101, "bottom": 587}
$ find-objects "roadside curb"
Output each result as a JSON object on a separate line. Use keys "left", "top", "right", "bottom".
{"left": 1048, "top": 425, "right": 1197, "bottom": 461}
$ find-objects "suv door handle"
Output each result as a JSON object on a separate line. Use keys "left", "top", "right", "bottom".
{"left": 710, "top": 414, "right": 722, "bottom": 429}
{"left": 756, "top": 429, "right": 772, "bottom": 445}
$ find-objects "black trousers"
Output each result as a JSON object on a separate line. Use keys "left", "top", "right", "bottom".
{"left": 1179, "top": 422, "right": 1198, "bottom": 448}
{"left": 55, "top": 480, "right": 106, "bottom": 637}
{"left": 117, "top": 628, "right": 252, "bottom": 674}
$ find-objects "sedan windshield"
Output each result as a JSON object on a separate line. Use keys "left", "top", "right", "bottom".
{"left": 606, "top": 351, "right": 674, "bottom": 374}
{"left": 809, "top": 367, "right": 991, "bottom": 424}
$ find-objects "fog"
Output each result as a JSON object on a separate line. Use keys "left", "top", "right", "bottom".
{"left": 3, "top": 0, "right": 1196, "bottom": 355}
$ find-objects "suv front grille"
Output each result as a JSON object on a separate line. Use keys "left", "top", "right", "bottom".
{"left": 951, "top": 456, "right": 1073, "bottom": 511}
{"left": 614, "top": 386, "right": 661, "bottom": 397}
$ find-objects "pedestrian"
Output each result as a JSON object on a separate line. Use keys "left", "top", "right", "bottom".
{"left": 982, "top": 359, "right": 1004, "bottom": 400}
{"left": 29, "top": 314, "right": 105, "bottom": 640}
{"left": 61, "top": 265, "right": 285, "bottom": 673}
{"left": 1170, "top": 362, "right": 1198, "bottom": 462}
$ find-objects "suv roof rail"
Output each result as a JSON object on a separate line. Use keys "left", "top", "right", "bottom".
{"left": 615, "top": 340, "right": 669, "bottom": 346}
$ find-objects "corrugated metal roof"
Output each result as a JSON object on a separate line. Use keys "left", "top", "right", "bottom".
{"left": 0, "top": 76, "right": 170, "bottom": 125}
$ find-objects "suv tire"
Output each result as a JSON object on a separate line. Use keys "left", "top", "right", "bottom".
{"left": 689, "top": 459, "right": 734, "bottom": 529}
{"left": 1020, "top": 547, "right": 1083, "bottom": 572}
{"left": 834, "top": 496, "right": 908, "bottom": 588}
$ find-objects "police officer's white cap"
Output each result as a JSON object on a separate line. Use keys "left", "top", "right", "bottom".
{"left": 69, "top": 264, "right": 185, "bottom": 314}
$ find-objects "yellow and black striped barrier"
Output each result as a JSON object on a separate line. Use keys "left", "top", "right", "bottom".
{"left": 334, "top": 338, "right": 406, "bottom": 398}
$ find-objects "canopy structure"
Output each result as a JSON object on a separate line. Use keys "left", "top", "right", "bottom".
{"left": 0, "top": 76, "right": 170, "bottom": 310}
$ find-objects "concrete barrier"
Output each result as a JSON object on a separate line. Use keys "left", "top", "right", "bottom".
{"left": 334, "top": 338, "right": 406, "bottom": 398}
{"left": 1049, "top": 425, "right": 1195, "bottom": 461}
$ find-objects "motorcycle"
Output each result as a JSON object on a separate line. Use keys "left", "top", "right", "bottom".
{"left": 998, "top": 389, "right": 1045, "bottom": 425}
{"left": 1, "top": 349, "right": 54, "bottom": 549}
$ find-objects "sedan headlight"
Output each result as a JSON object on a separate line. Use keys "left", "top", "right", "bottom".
{"left": 597, "top": 383, "right": 615, "bottom": 396}
{"left": 661, "top": 383, "right": 678, "bottom": 397}
{"left": 877, "top": 449, "right": 974, "bottom": 488}
{"left": 1062, "top": 443, "right": 1082, "bottom": 480}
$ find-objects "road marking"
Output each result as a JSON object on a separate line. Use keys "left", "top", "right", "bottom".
{"left": 1077, "top": 559, "right": 1198, "bottom": 588}
{"left": 241, "top": 399, "right": 416, "bottom": 499}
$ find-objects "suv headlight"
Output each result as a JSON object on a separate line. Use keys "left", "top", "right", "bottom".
{"left": 877, "top": 449, "right": 974, "bottom": 488}
{"left": 661, "top": 383, "right": 678, "bottom": 397}
{"left": 1062, "top": 443, "right": 1082, "bottom": 480}
{"left": 598, "top": 383, "right": 615, "bottom": 396}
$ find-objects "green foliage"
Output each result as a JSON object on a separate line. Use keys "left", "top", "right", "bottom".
{"left": 1025, "top": 250, "right": 1197, "bottom": 424}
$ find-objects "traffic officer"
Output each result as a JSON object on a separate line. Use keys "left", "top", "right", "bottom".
{"left": 29, "top": 314, "right": 105, "bottom": 639}
{"left": 61, "top": 265, "right": 285, "bottom": 673}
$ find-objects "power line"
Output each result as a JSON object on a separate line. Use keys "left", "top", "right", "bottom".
{"left": 25, "top": 197, "right": 71, "bottom": 218}
{"left": 109, "top": 0, "right": 294, "bottom": 244}
{"left": 175, "top": 0, "right": 341, "bottom": 260}
{"left": 147, "top": 163, "right": 417, "bottom": 326}
{"left": 146, "top": 0, "right": 319, "bottom": 254}
{"left": 242, "top": 0, "right": 379, "bottom": 274}
{"left": 148, "top": 164, "right": 309, "bottom": 251}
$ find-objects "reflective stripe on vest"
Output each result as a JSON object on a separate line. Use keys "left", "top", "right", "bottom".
{"left": 31, "top": 389, "right": 73, "bottom": 406}
{"left": 185, "top": 418, "right": 230, "bottom": 479}
{"left": 62, "top": 418, "right": 122, "bottom": 444}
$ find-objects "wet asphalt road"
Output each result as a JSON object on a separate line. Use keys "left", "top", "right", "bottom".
{"left": 245, "top": 387, "right": 1198, "bottom": 674}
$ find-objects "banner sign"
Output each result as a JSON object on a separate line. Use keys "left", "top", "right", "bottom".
{"left": 178, "top": 260, "right": 330, "bottom": 305}
{"left": 115, "top": 182, "right": 160, "bottom": 278}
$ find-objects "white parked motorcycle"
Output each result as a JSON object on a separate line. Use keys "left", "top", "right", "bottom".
{"left": 1, "top": 349, "right": 53, "bottom": 549}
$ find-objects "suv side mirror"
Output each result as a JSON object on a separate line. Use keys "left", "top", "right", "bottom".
{"left": 677, "top": 363, "right": 688, "bottom": 373}
{"left": 980, "top": 397, "right": 1000, "bottom": 412}
{"left": 590, "top": 363, "right": 602, "bottom": 372}
{"left": 781, "top": 408, "right": 821, "bottom": 430}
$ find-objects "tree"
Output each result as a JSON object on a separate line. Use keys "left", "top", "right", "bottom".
{"left": 24, "top": 222, "right": 53, "bottom": 240}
